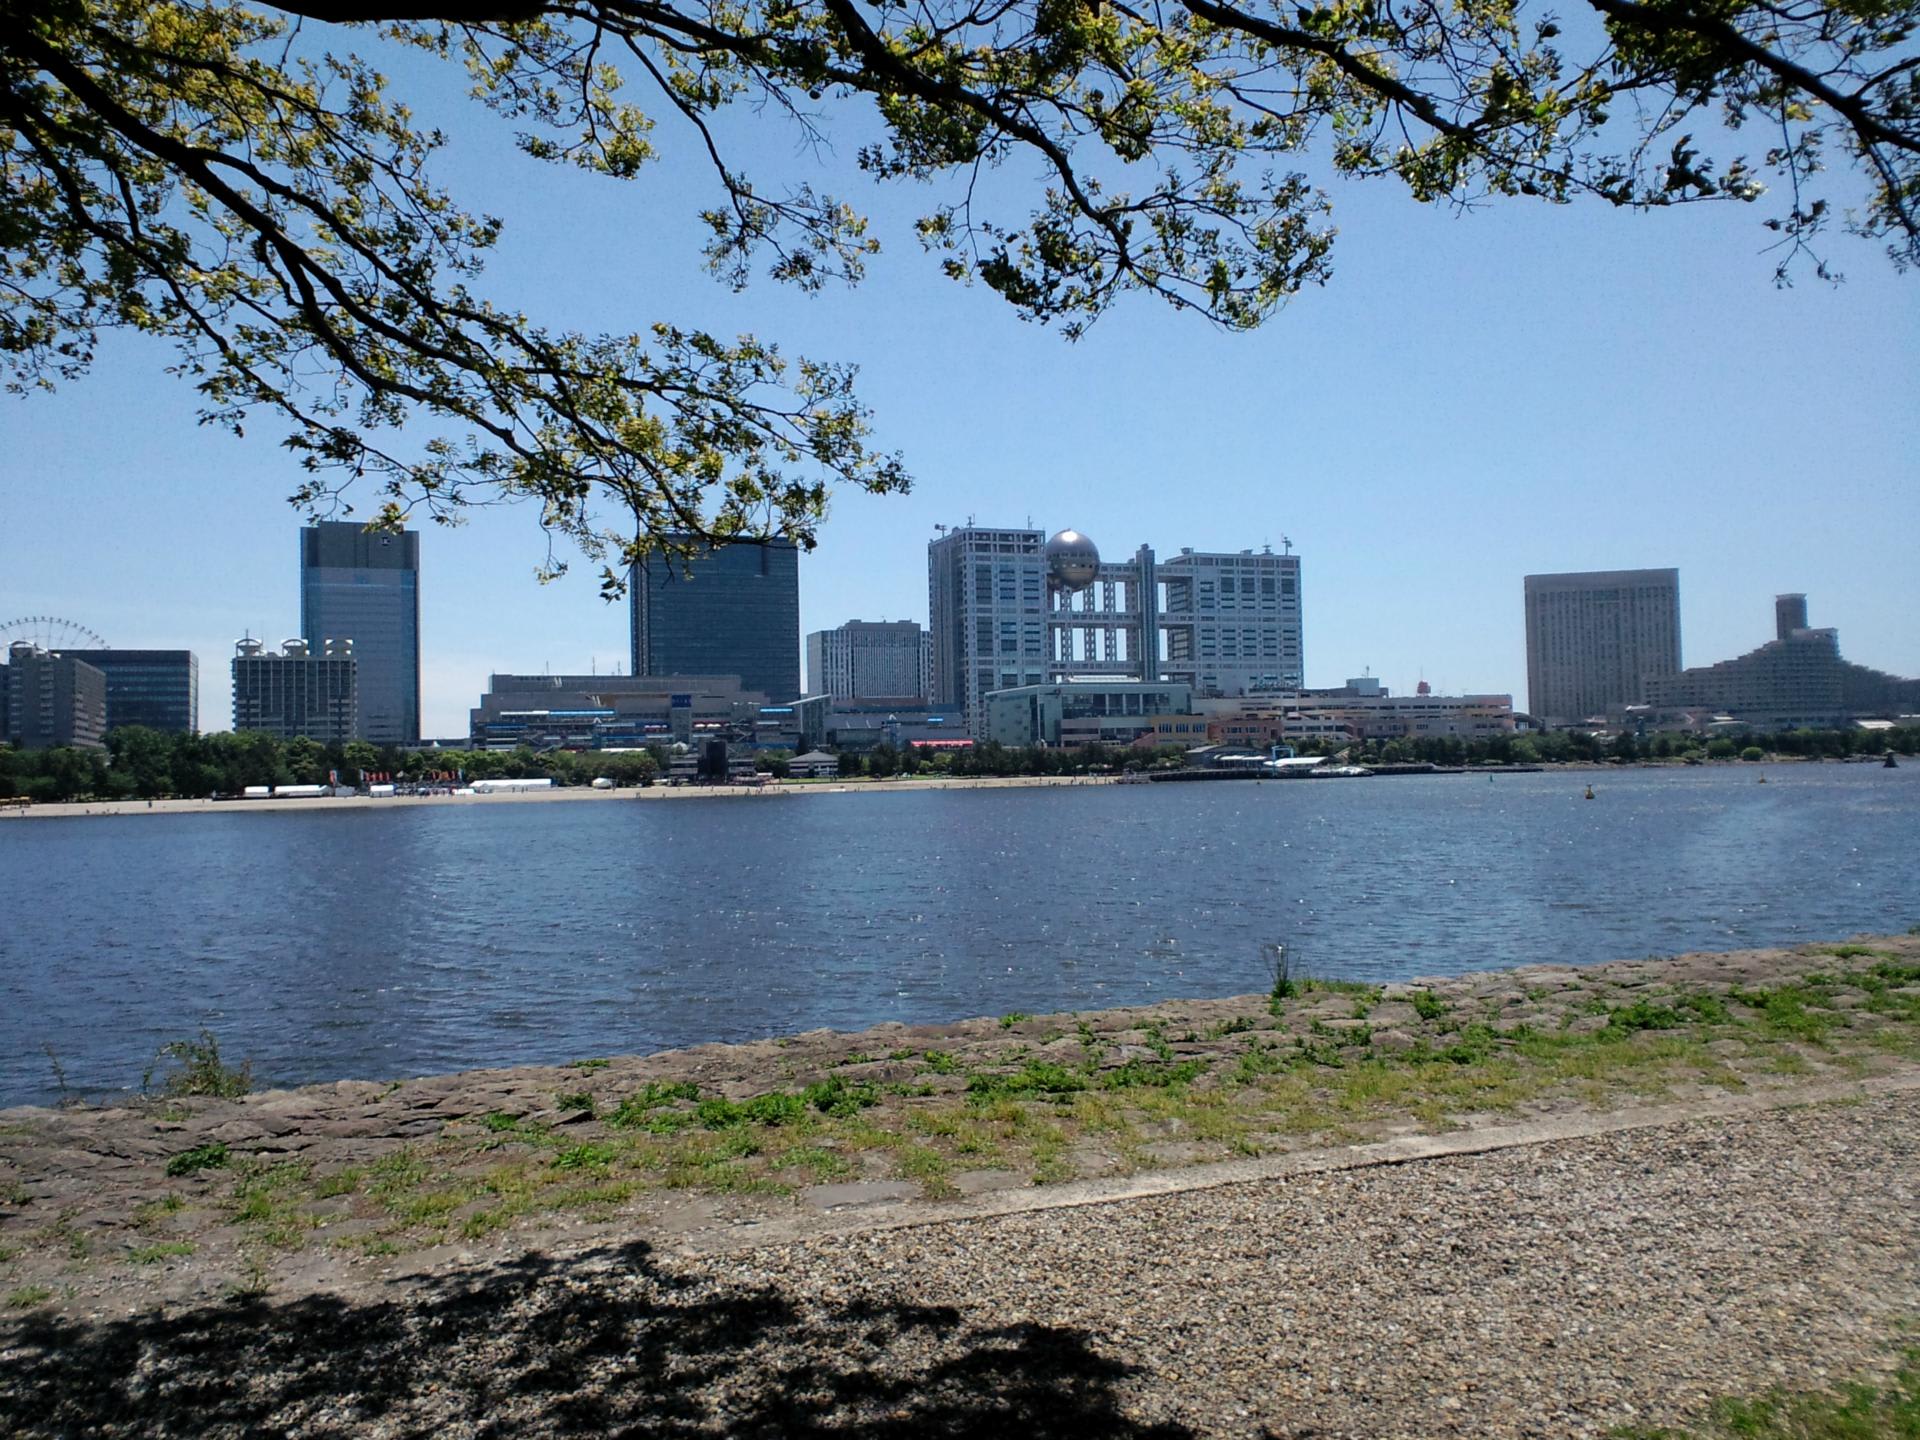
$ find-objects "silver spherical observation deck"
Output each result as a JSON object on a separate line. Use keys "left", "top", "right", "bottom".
{"left": 1045, "top": 530, "right": 1101, "bottom": 593}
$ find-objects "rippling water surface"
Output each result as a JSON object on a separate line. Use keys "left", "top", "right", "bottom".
{"left": 2, "top": 764, "right": 1914, "bottom": 1104}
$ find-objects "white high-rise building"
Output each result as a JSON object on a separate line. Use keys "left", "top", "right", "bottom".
{"left": 1159, "top": 547, "right": 1304, "bottom": 695}
{"left": 929, "top": 524, "right": 1307, "bottom": 736}
{"left": 1523, "top": 569, "right": 1681, "bottom": 724}
{"left": 928, "top": 526, "right": 1049, "bottom": 733}
{"left": 807, "top": 620, "right": 931, "bottom": 701}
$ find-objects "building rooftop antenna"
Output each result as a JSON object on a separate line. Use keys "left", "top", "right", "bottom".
{"left": 1281, "top": 535, "right": 1293, "bottom": 554}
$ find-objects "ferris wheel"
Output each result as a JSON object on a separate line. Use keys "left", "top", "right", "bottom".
{"left": 0, "top": 616, "right": 107, "bottom": 652}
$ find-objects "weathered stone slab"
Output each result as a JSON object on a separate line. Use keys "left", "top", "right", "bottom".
{"left": 802, "top": 1181, "right": 920, "bottom": 1211}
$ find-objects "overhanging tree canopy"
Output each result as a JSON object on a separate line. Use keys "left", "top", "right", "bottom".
{"left": 4, "top": 0, "right": 1914, "bottom": 584}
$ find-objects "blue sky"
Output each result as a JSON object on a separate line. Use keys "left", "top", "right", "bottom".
{"left": 3, "top": 39, "right": 1916, "bottom": 736}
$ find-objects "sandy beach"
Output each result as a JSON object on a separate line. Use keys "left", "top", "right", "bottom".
{"left": 0, "top": 772, "right": 1119, "bottom": 820}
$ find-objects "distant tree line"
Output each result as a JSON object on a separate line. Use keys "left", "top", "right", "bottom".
{"left": 1341, "top": 727, "right": 1918, "bottom": 768}
{"left": 0, "top": 729, "right": 658, "bottom": 803}
{"left": 1, "top": 725, "right": 1911, "bottom": 802}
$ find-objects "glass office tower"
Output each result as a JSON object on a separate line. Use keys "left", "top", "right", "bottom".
{"left": 63, "top": 650, "right": 199, "bottom": 734}
{"left": 629, "top": 537, "right": 801, "bottom": 701}
{"left": 300, "top": 521, "right": 421, "bottom": 744}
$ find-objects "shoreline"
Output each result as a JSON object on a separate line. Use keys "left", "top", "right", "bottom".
{"left": 2, "top": 931, "right": 1915, "bottom": 1320}
{"left": 0, "top": 772, "right": 1121, "bottom": 819}
{"left": 1, "top": 754, "right": 1891, "bottom": 820}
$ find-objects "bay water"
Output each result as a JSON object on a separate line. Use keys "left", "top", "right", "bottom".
{"left": 1, "top": 764, "right": 1913, "bottom": 1106}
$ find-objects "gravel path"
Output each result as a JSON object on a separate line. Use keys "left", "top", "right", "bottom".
{"left": 5, "top": 1089, "right": 1915, "bottom": 1438}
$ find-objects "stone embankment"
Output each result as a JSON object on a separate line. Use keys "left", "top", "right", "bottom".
{"left": 4, "top": 935, "right": 1919, "bottom": 1436}
{"left": 3, "top": 933, "right": 1917, "bottom": 1316}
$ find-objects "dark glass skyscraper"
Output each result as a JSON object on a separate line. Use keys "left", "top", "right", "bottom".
{"left": 630, "top": 538, "right": 801, "bottom": 700}
{"left": 62, "top": 650, "right": 199, "bottom": 734}
{"left": 300, "top": 521, "right": 420, "bottom": 744}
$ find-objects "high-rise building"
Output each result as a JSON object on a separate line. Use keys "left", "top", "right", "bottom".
{"left": 807, "top": 620, "right": 930, "bottom": 701}
{"left": 61, "top": 650, "right": 199, "bottom": 734}
{"left": 1158, "top": 547, "right": 1304, "bottom": 695}
{"left": 1523, "top": 569, "right": 1682, "bottom": 724}
{"left": 2, "top": 643, "right": 107, "bottom": 749}
{"left": 928, "top": 526, "right": 1049, "bottom": 731}
{"left": 630, "top": 537, "right": 801, "bottom": 700}
{"left": 1774, "top": 593, "right": 1808, "bottom": 640}
{"left": 300, "top": 520, "right": 420, "bottom": 744}
{"left": 929, "top": 524, "right": 1307, "bottom": 735}
{"left": 231, "top": 638, "right": 358, "bottom": 743}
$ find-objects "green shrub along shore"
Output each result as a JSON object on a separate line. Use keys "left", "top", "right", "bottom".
{"left": 3, "top": 722, "right": 1914, "bottom": 805}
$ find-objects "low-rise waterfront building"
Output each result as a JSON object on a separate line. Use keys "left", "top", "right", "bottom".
{"left": 1641, "top": 595, "right": 1920, "bottom": 728}
{"left": 2, "top": 643, "right": 107, "bottom": 749}
{"left": 469, "top": 674, "right": 829, "bottom": 752}
{"left": 471, "top": 673, "right": 765, "bottom": 750}
{"left": 231, "top": 638, "right": 358, "bottom": 743}
{"left": 823, "top": 702, "right": 968, "bottom": 753}
{"left": 1135, "top": 681, "right": 1516, "bottom": 747}
{"left": 984, "top": 681, "right": 1195, "bottom": 748}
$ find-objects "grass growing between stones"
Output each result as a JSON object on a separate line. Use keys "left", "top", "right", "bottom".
{"left": 207, "top": 960, "right": 1920, "bottom": 1253}
{"left": 17, "top": 939, "right": 1919, "bottom": 1274}
{"left": 1614, "top": 1332, "right": 1920, "bottom": 1438}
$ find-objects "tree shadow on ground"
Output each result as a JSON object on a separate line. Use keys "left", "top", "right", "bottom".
{"left": 0, "top": 1239, "right": 1194, "bottom": 1438}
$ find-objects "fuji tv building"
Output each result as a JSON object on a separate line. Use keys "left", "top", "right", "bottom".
{"left": 927, "top": 525, "right": 1304, "bottom": 740}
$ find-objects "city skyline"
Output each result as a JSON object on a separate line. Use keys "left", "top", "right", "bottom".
{"left": 11, "top": 504, "right": 1917, "bottom": 737}
{"left": 4, "top": 125, "right": 1914, "bottom": 737}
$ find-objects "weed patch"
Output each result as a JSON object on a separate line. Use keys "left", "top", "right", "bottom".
{"left": 967, "top": 1060, "right": 1089, "bottom": 1102}
{"left": 551, "top": 1143, "right": 618, "bottom": 1173}
{"left": 608, "top": 1081, "right": 702, "bottom": 1129}
{"left": 132, "top": 1194, "right": 185, "bottom": 1229}
{"left": 1101, "top": 1058, "right": 1206, "bottom": 1090}
{"left": 164, "top": 1141, "right": 229, "bottom": 1178}
{"left": 144, "top": 1031, "right": 251, "bottom": 1099}
{"left": 1410, "top": 990, "right": 1450, "bottom": 1022}
{"left": 1612, "top": 1336, "right": 1920, "bottom": 1439}
{"left": 1606, "top": 1000, "right": 1684, "bottom": 1033}
{"left": 1733, "top": 985, "right": 1835, "bottom": 1042}
{"left": 1207, "top": 1016, "right": 1258, "bottom": 1040}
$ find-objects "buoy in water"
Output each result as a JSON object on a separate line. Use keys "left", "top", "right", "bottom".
{"left": 1584, "top": 785, "right": 1595, "bottom": 800}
